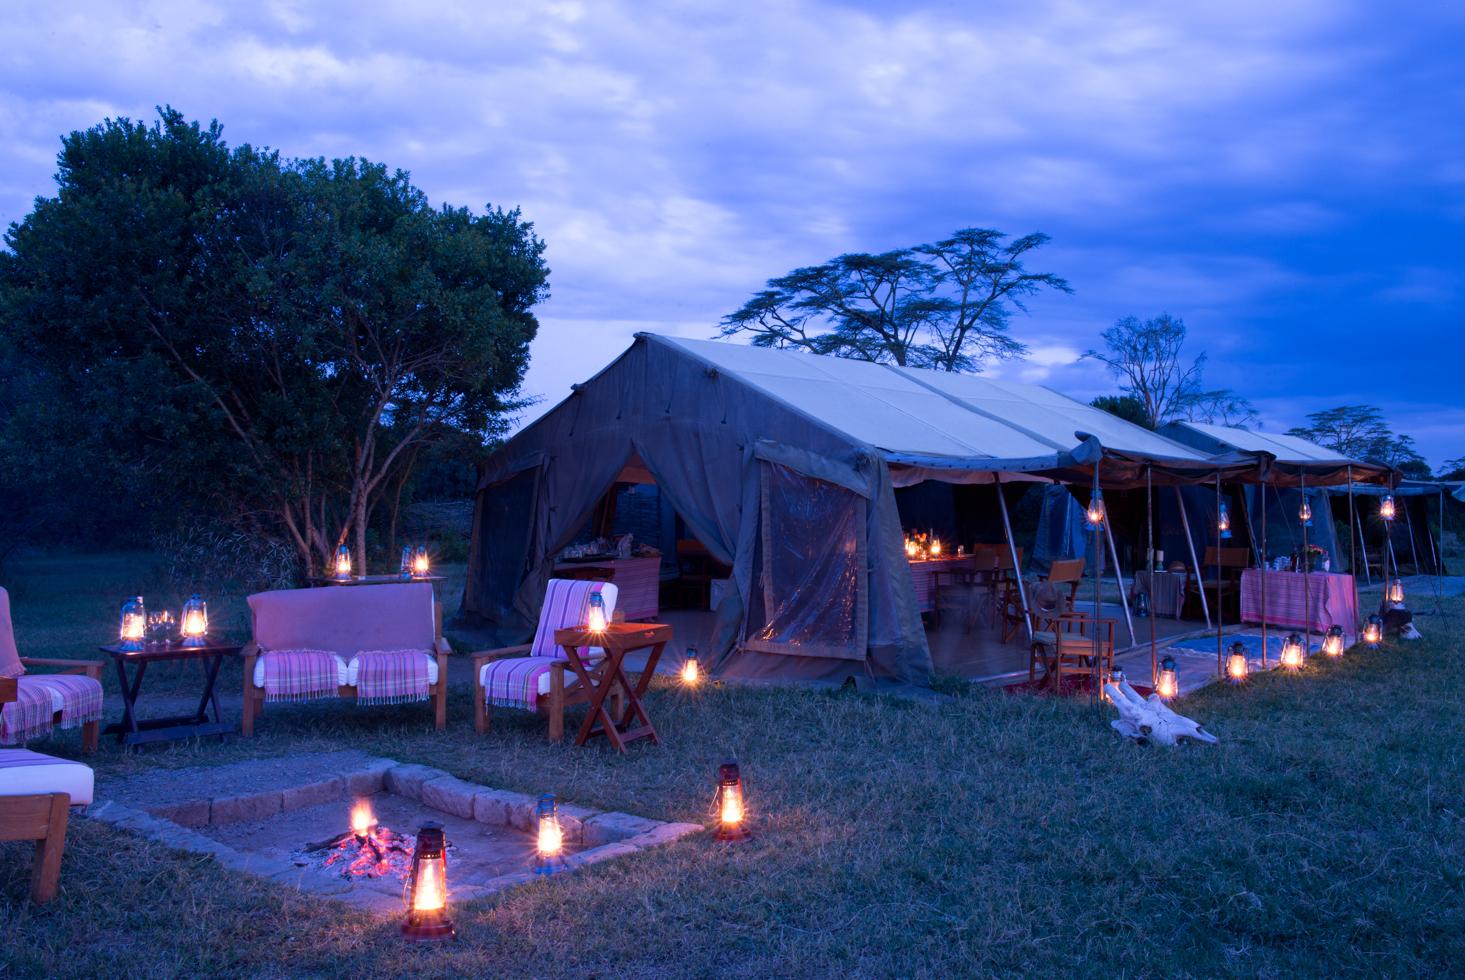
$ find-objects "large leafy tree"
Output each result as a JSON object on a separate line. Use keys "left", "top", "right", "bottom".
{"left": 719, "top": 228, "right": 1070, "bottom": 371}
{"left": 1287, "top": 405, "right": 1430, "bottom": 477}
{"left": 1083, "top": 312, "right": 1253, "bottom": 428}
{"left": 0, "top": 108, "right": 548, "bottom": 573}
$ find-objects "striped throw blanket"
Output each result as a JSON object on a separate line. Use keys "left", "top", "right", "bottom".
{"left": 355, "top": 650, "right": 430, "bottom": 705}
{"left": 0, "top": 679, "right": 54, "bottom": 745}
{"left": 0, "top": 674, "right": 102, "bottom": 744}
{"left": 483, "top": 656, "right": 569, "bottom": 711}
{"left": 262, "top": 649, "right": 340, "bottom": 703}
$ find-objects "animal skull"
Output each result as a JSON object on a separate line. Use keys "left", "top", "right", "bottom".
{"left": 1106, "top": 678, "right": 1218, "bottom": 746}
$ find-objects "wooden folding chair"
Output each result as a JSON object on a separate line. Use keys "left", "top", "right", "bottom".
{"left": 1028, "top": 610, "right": 1115, "bottom": 691}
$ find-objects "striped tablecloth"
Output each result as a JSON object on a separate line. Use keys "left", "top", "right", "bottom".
{"left": 1131, "top": 570, "right": 1186, "bottom": 619}
{"left": 1240, "top": 570, "right": 1358, "bottom": 635}
{"left": 908, "top": 556, "right": 978, "bottom": 612}
{"left": 557, "top": 555, "right": 662, "bottom": 620}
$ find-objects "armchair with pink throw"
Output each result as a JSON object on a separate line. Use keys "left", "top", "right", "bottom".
{"left": 242, "top": 583, "right": 450, "bottom": 735}
{"left": 0, "top": 587, "right": 102, "bottom": 753}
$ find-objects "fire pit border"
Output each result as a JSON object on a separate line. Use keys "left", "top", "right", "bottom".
{"left": 83, "top": 756, "right": 701, "bottom": 913}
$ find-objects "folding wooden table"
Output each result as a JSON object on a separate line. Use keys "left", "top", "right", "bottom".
{"left": 552, "top": 622, "right": 670, "bottom": 752}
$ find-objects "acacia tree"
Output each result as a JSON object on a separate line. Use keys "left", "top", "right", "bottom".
{"left": 1287, "top": 405, "right": 1430, "bottom": 477}
{"left": 0, "top": 108, "right": 548, "bottom": 573}
{"left": 719, "top": 228, "right": 1070, "bottom": 371}
{"left": 1083, "top": 313, "right": 1253, "bottom": 428}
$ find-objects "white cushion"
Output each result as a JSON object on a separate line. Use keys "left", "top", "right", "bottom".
{"left": 0, "top": 748, "right": 94, "bottom": 805}
{"left": 251, "top": 652, "right": 438, "bottom": 688}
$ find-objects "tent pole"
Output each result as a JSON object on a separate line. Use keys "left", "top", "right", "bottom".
{"left": 1353, "top": 494, "right": 1372, "bottom": 584}
{"left": 1302, "top": 471, "right": 1311, "bottom": 660}
{"left": 994, "top": 475, "right": 1033, "bottom": 644}
{"left": 1215, "top": 471, "right": 1224, "bottom": 678}
{"left": 1441, "top": 489, "right": 1451, "bottom": 622}
{"left": 1239, "top": 482, "right": 1263, "bottom": 568}
{"left": 1092, "top": 462, "right": 1103, "bottom": 695}
{"left": 1261, "top": 473, "right": 1269, "bottom": 667}
{"left": 1347, "top": 466, "right": 1360, "bottom": 637}
{"left": 1176, "top": 486, "right": 1211, "bottom": 629}
{"left": 1103, "top": 511, "right": 1135, "bottom": 649}
{"left": 1404, "top": 492, "right": 1445, "bottom": 615}
{"left": 1148, "top": 465, "right": 1157, "bottom": 687}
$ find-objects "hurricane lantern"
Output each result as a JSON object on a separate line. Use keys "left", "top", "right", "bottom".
{"left": 401, "top": 822, "right": 454, "bottom": 942}
{"left": 399, "top": 546, "right": 414, "bottom": 579}
{"left": 904, "top": 537, "right": 919, "bottom": 560}
{"left": 412, "top": 546, "right": 431, "bottom": 578}
{"left": 1134, "top": 589, "right": 1151, "bottom": 619}
{"left": 1386, "top": 578, "right": 1405, "bottom": 605}
{"left": 929, "top": 537, "right": 943, "bottom": 557}
{"left": 1298, "top": 495, "right": 1313, "bottom": 527}
{"left": 535, "top": 794, "right": 567, "bottom": 875}
{"left": 333, "top": 545, "right": 352, "bottom": 581}
{"left": 715, "top": 760, "right": 751, "bottom": 842}
{"left": 119, "top": 596, "right": 147, "bottom": 651}
{"left": 1226, "top": 642, "right": 1249, "bottom": 684}
{"left": 1085, "top": 489, "right": 1106, "bottom": 531}
{"left": 681, "top": 647, "right": 701, "bottom": 685}
{"left": 1363, "top": 614, "right": 1384, "bottom": 648}
{"left": 585, "top": 591, "right": 608, "bottom": 633}
{"left": 1280, "top": 632, "right": 1305, "bottom": 670}
{"left": 1218, "top": 501, "right": 1232, "bottom": 540}
{"left": 1322, "top": 624, "right": 1345, "bottom": 658}
{"left": 179, "top": 594, "right": 208, "bottom": 647}
{"left": 1380, "top": 495, "right": 1396, "bottom": 522}
{"left": 1156, "top": 655, "right": 1178, "bottom": 700}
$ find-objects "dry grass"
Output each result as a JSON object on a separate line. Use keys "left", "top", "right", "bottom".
{"left": 3, "top": 553, "right": 1465, "bottom": 977}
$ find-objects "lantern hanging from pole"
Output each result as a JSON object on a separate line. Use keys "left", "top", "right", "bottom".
{"left": 715, "top": 760, "right": 751, "bottom": 842}
{"left": 535, "top": 794, "right": 566, "bottom": 875}
{"left": 1155, "top": 655, "right": 1178, "bottom": 700}
{"left": 1085, "top": 489, "right": 1106, "bottom": 531}
{"left": 1298, "top": 494, "right": 1313, "bottom": 527}
{"left": 1322, "top": 625, "right": 1345, "bottom": 658}
{"left": 1386, "top": 578, "right": 1405, "bottom": 605}
{"left": 1380, "top": 495, "right": 1396, "bottom": 522}
{"left": 1226, "top": 641, "right": 1249, "bottom": 684}
{"left": 119, "top": 595, "right": 146, "bottom": 651}
{"left": 585, "top": 591, "right": 608, "bottom": 633}
{"left": 681, "top": 647, "right": 701, "bottom": 685}
{"left": 401, "top": 822, "right": 454, "bottom": 942}
{"left": 1217, "top": 501, "right": 1232, "bottom": 540}
{"left": 179, "top": 594, "right": 208, "bottom": 647}
{"left": 1280, "top": 632, "right": 1305, "bottom": 669}
{"left": 333, "top": 545, "right": 352, "bottom": 581}
{"left": 412, "top": 546, "right": 431, "bottom": 578}
{"left": 1363, "top": 615, "right": 1384, "bottom": 648}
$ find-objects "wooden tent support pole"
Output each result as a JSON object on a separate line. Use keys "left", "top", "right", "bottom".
{"left": 1215, "top": 471, "right": 1224, "bottom": 677}
{"left": 1175, "top": 487, "right": 1211, "bottom": 629}
{"left": 1147, "top": 466, "right": 1157, "bottom": 687}
{"left": 994, "top": 475, "right": 1033, "bottom": 644}
{"left": 1347, "top": 466, "right": 1360, "bottom": 636}
{"left": 1103, "top": 513, "right": 1135, "bottom": 649}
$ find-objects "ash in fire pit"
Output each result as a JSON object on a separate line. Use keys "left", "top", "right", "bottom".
{"left": 295, "top": 800, "right": 448, "bottom": 882}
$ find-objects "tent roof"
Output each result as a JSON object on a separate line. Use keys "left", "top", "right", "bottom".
{"left": 655, "top": 335, "right": 1213, "bottom": 470}
{"left": 1162, "top": 420, "right": 1354, "bottom": 464}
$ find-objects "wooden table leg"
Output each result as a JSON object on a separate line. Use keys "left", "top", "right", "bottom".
{"left": 569, "top": 648, "right": 628, "bottom": 751}
{"left": 613, "top": 641, "right": 664, "bottom": 746}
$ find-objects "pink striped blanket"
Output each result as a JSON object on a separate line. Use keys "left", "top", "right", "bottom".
{"left": 0, "top": 674, "right": 103, "bottom": 744}
{"left": 355, "top": 649, "right": 430, "bottom": 705}
{"left": 261, "top": 649, "right": 340, "bottom": 703}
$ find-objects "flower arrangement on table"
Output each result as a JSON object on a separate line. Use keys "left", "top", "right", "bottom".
{"left": 1294, "top": 544, "right": 1328, "bottom": 572}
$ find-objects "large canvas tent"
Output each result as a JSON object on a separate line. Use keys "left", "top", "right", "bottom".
{"left": 465, "top": 334, "right": 1260, "bottom": 689}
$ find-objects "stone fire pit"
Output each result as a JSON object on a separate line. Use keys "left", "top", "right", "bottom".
{"left": 84, "top": 751, "right": 700, "bottom": 913}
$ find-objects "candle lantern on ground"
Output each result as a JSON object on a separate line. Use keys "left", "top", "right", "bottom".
{"left": 1226, "top": 642, "right": 1249, "bottom": 684}
{"left": 535, "top": 794, "right": 566, "bottom": 875}
{"left": 715, "top": 760, "right": 751, "bottom": 842}
{"left": 119, "top": 596, "right": 146, "bottom": 651}
{"left": 1322, "top": 625, "right": 1345, "bottom": 658}
{"left": 1156, "top": 655, "right": 1178, "bottom": 700}
{"left": 681, "top": 647, "right": 701, "bottom": 685}
{"left": 1380, "top": 495, "right": 1396, "bottom": 522}
{"left": 412, "top": 546, "right": 430, "bottom": 578}
{"left": 1085, "top": 489, "right": 1106, "bottom": 531}
{"left": 1217, "top": 501, "right": 1232, "bottom": 540}
{"left": 401, "top": 822, "right": 454, "bottom": 942}
{"left": 1280, "top": 633, "right": 1305, "bottom": 670}
{"left": 1386, "top": 578, "right": 1405, "bottom": 605}
{"left": 179, "top": 594, "right": 208, "bottom": 647}
{"left": 1363, "top": 615, "right": 1384, "bottom": 648}
{"left": 333, "top": 545, "right": 352, "bottom": 581}
{"left": 585, "top": 591, "right": 608, "bottom": 633}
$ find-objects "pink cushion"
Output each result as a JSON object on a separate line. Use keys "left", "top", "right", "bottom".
{"left": 248, "top": 583, "right": 435, "bottom": 660}
{"left": 0, "top": 587, "right": 23, "bottom": 679}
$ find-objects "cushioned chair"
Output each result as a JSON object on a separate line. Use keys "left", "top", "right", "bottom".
{"left": 0, "top": 587, "right": 102, "bottom": 753}
{"left": 473, "top": 579, "right": 619, "bottom": 741}
{"left": 242, "top": 582, "right": 450, "bottom": 735}
{"left": 1027, "top": 607, "right": 1116, "bottom": 691}
{"left": 1, "top": 675, "right": 94, "bottom": 904}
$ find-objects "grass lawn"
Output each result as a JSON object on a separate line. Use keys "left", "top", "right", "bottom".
{"left": 4, "top": 552, "right": 1465, "bottom": 977}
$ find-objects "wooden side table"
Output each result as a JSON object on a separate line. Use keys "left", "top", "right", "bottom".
{"left": 98, "top": 642, "right": 243, "bottom": 748}
{"left": 552, "top": 623, "right": 670, "bottom": 752}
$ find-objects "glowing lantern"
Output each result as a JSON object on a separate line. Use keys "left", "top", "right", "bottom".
{"left": 1386, "top": 579, "right": 1405, "bottom": 605}
{"left": 905, "top": 537, "right": 918, "bottom": 560}
{"left": 535, "top": 794, "right": 566, "bottom": 875}
{"left": 1226, "top": 641, "right": 1249, "bottom": 684}
{"left": 1280, "top": 633, "right": 1305, "bottom": 670}
{"left": 929, "top": 538, "right": 943, "bottom": 557}
{"left": 412, "top": 546, "right": 431, "bottom": 578}
{"left": 1298, "top": 495, "right": 1313, "bottom": 527}
{"left": 333, "top": 545, "right": 352, "bottom": 581}
{"left": 1155, "top": 655, "right": 1178, "bottom": 700}
{"left": 1380, "top": 495, "right": 1396, "bottom": 522}
{"left": 715, "top": 760, "right": 751, "bottom": 842}
{"left": 1363, "top": 615, "right": 1384, "bottom": 648}
{"left": 1322, "top": 625, "right": 1345, "bottom": 658}
{"left": 401, "top": 822, "right": 454, "bottom": 942}
{"left": 585, "top": 592, "right": 608, "bottom": 633}
{"left": 681, "top": 647, "right": 701, "bottom": 685}
{"left": 119, "top": 596, "right": 146, "bottom": 651}
{"left": 179, "top": 594, "right": 208, "bottom": 647}
{"left": 1085, "top": 489, "right": 1106, "bottom": 531}
{"left": 1217, "top": 501, "right": 1232, "bottom": 540}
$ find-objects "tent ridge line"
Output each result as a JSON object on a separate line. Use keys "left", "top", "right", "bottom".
{"left": 880, "top": 362, "right": 1072, "bottom": 453}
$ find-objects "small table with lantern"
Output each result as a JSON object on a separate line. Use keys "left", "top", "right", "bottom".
{"left": 552, "top": 622, "right": 671, "bottom": 753}
{"left": 98, "top": 641, "right": 244, "bottom": 748}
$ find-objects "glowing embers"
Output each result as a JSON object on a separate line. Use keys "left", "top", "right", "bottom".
{"left": 302, "top": 799, "right": 420, "bottom": 882}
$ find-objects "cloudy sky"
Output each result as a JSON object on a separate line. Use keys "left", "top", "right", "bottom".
{"left": 3, "top": 1, "right": 1462, "bottom": 465}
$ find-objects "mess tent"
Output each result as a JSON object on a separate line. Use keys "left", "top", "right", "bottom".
{"left": 464, "top": 334, "right": 1390, "bottom": 691}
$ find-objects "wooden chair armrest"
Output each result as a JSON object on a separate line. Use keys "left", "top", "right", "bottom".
{"left": 240, "top": 641, "right": 260, "bottom": 659}
{"left": 20, "top": 657, "right": 103, "bottom": 679}
{"left": 0, "top": 675, "right": 15, "bottom": 704}
{"left": 471, "top": 644, "right": 533, "bottom": 667}
{"left": 434, "top": 636, "right": 453, "bottom": 657}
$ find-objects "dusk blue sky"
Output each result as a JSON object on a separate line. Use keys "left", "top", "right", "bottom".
{"left": 3, "top": 2, "right": 1462, "bottom": 466}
